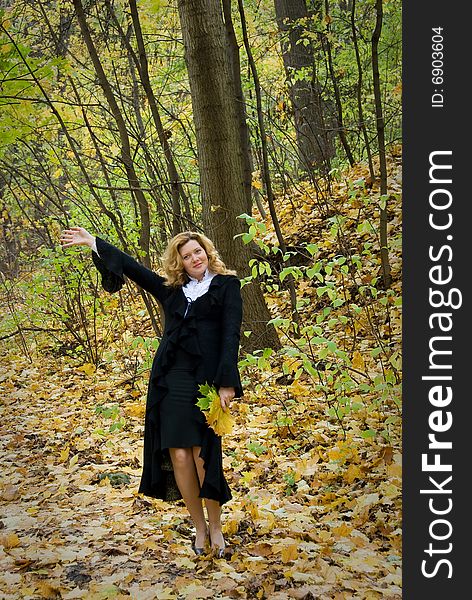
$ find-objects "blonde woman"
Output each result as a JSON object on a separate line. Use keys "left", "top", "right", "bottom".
{"left": 60, "top": 226, "right": 243, "bottom": 557}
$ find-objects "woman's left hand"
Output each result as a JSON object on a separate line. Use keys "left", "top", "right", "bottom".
{"left": 218, "top": 387, "right": 235, "bottom": 412}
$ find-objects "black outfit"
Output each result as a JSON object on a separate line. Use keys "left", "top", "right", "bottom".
{"left": 160, "top": 347, "right": 206, "bottom": 449}
{"left": 92, "top": 236, "right": 243, "bottom": 505}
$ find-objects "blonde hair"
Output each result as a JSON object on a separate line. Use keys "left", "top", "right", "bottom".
{"left": 161, "top": 231, "right": 236, "bottom": 287}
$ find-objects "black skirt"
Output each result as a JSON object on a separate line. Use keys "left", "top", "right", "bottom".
{"left": 159, "top": 347, "right": 207, "bottom": 450}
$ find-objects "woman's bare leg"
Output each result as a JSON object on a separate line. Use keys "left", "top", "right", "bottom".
{"left": 169, "top": 448, "right": 208, "bottom": 547}
{"left": 192, "top": 446, "right": 225, "bottom": 551}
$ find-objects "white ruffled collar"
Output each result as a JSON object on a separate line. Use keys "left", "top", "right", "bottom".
{"left": 186, "top": 268, "right": 213, "bottom": 284}
{"left": 183, "top": 269, "right": 215, "bottom": 304}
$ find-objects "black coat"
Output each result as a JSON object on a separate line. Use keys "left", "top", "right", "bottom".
{"left": 92, "top": 236, "right": 243, "bottom": 505}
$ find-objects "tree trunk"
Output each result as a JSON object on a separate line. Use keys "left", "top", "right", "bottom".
{"left": 351, "top": 0, "right": 374, "bottom": 179}
{"left": 177, "top": 0, "right": 280, "bottom": 351}
{"left": 0, "top": 173, "right": 19, "bottom": 277}
{"left": 127, "top": 0, "right": 194, "bottom": 233}
{"left": 274, "top": 0, "right": 335, "bottom": 174}
{"left": 221, "top": 0, "right": 253, "bottom": 215}
{"left": 372, "top": 0, "right": 391, "bottom": 288}
{"left": 238, "top": 0, "right": 299, "bottom": 322}
{"left": 324, "top": 0, "right": 355, "bottom": 167}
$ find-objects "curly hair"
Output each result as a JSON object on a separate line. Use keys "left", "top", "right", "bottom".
{"left": 160, "top": 231, "right": 236, "bottom": 287}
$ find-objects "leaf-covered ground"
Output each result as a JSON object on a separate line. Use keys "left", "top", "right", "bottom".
{"left": 0, "top": 351, "right": 401, "bottom": 600}
{"left": 1, "top": 156, "right": 402, "bottom": 599}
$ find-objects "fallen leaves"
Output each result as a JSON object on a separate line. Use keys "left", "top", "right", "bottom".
{"left": 0, "top": 344, "right": 402, "bottom": 599}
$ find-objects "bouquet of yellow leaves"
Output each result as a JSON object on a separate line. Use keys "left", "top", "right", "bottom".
{"left": 196, "top": 383, "right": 235, "bottom": 436}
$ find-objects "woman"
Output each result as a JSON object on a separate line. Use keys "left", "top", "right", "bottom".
{"left": 60, "top": 226, "right": 243, "bottom": 558}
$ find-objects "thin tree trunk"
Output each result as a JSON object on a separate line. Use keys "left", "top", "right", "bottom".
{"left": 0, "top": 174, "right": 19, "bottom": 277}
{"left": 371, "top": 0, "right": 391, "bottom": 288}
{"left": 221, "top": 0, "right": 253, "bottom": 214}
{"left": 238, "top": 0, "right": 298, "bottom": 322}
{"left": 324, "top": 0, "right": 355, "bottom": 167}
{"left": 108, "top": 0, "right": 194, "bottom": 231}
{"left": 351, "top": 0, "right": 374, "bottom": 179}
{"left": 274, "top": 0, "right": 335, "bottom": 174}
{"left": 72, "top": 0, "right": 151, "bottom": 266}
{"left": 127, "top": 0, "right": 194, "bottom": 233}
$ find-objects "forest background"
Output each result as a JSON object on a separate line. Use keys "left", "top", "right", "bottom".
{"left": 0, "top": 0, "right": 402, "bottom": 598}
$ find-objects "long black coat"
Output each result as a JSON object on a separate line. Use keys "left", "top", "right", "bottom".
{"left": 92, "top": 236, "right": 243, "bottom": 505}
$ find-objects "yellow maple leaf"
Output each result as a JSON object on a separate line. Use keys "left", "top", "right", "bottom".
{"left": 59, "top": 446, "right": 70, "bottom": 463}
{"left": 351, "top": 350, "right": 365, "bottom": 371}
{"left": 344, "top": 463, "right": 363, "bottom": 483}
{"left": 318, "top": 530, "right": 332, "bottom": 542}
{"left": 281, "top": 544, "right": 298, "bottom": 563}
{"left": 332, "top": 523, "right": 353, "bottom": 537}
{"left": 240, "top": 470, "right": 256, "bottom": 486}
{"left": 205, "top": 393, "right": 235, "bottom": 436}
{"left": 246, "top": 501, "right": 260, "bottom": 520}
{"left": 77, "top": 363, "right": 96, "bottom": 376}
{"left": 125, "top": 403, "right": 145, "bottom": 418}
{"left": 1, "top": 533, "right": 20, "bottom": 549}
{"left": 327, "top": 448, "right": 344, "bottom": 463}
{"left": 69, "top": 454, "right": 79, "bottom": 468}
{"left": 36, "top": 581, "right": 63, "bottom": 599}
{"left": 223, "top": 519, "right": 240, "bottom": 535}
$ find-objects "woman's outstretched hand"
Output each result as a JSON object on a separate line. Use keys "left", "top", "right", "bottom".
{"left": 60, "top": 226, "right": 94, "bottom": 249}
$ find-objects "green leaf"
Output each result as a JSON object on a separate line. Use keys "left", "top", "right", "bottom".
{"left": 306, "top": 266, "right": 319, "bottom": 279}
{"left": 306, "top": 244, "right": 319, "bottom": 256}
{"left": 247, "top": 441, "right": 267, "bottom": 456}
{"left": 279, "top": 266, "right": 295, "bottom": 282}
{"left": 196, "top": 395, "right": 211, "bottom": 410}
{"left": 379, "top": 194, "right": 389, "bottom": 211}
{"left": 196, "top": 382, "right": 214, "bottom": 410}
{"left": 370, "top": 347, "right": 383, "bottom": 357}
{"left": 268, "top": 317, "right": 291, "bottom": 328}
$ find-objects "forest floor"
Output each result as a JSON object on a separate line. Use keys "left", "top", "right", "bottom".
{"left": 0, "top": 154, "right": 402, "bottom": 600}
{"left": 0, "top": 351, "right": 401, "bottom": 600}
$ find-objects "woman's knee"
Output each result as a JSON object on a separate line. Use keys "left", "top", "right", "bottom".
{"left": 169, "top": 447, "right": 193, "bottom": 468}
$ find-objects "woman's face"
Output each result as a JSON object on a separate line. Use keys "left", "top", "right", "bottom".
{"left": 179, "top": 239, "right": 209, "bottom": 281}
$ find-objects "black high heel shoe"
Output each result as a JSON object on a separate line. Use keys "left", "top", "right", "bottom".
{"left": 209, "top": 532, "right": 226, "bottom": 558}
{"left": 192, "top": 530, "right": 209, "bottom": 556}
{"left": 192, "top": 541, "right": 205, "bottom": 556}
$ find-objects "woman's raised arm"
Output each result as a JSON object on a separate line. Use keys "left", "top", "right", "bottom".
{"left": 60, "top": 227, "right": 169, "bottom": 302}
